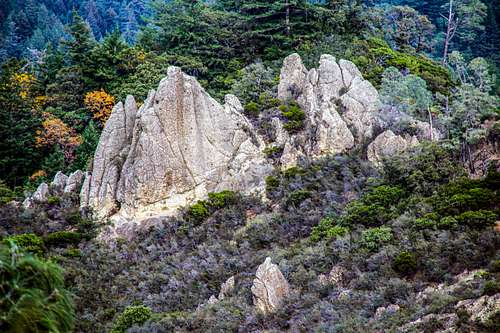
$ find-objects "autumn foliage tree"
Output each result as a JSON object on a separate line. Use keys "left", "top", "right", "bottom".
{"left": 36, "top": 115, "right": 82, "bottom": 163}
{"left": 84, "top": 89, "right": 115, "bottom": 125}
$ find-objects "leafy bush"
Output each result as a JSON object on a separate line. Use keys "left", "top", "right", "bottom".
{"left": 111, "top": 305, "right": 152, "bottom": 333}
{"left": 0, "top": 243, "right": 75, "bottom": 332}
{"left": 207, "top": 190, "right": 237, "bottom": 209}
{"left": 280, "top": 101, "right": 305, "bottom": 133}
{"left": 310, "top": 217, "right": 349, "bottom": 242}
{"left": 482, "top": 280, "right": 500, "bottom": 296}
{"left": 283, "top": 166, "right": 306, "bottom": 178}
{"left": 47, "top": 196, "right": 61, "bottom": 205}
{"left": 244, "top": 102, "right": 259, "bottom": 117}
{"left": 286, "top": 189, "right": 312, "bottom": 206}
{"left": 265, "top": 176, "right": 280, "bottom": 192}
{"left": 437, "top": 216, "right": 458, "bottom": 230}
{"left": 393, "top": 252, "right": 418, "bottom": 276}
{"left": 455, "top": 210, "right": 496, "bottom": 228}
{"left": 187, "top": 201, "right": 210, "bottom": 224}
{"left": 45, "top": 231, "right": 82, "bottom": 246}
{"left": 5, "top": 233, "right": 45, "bottom": 256}
{"left": 360, "top": 227, "right": 393, "bottom": 252}
{"left": 263, "top": 145, "right": 283, "bottom": 158}
{"left": 0, "top": 180, "right": 16, "bottom": 205}
{"left": 64, "top": 248, "right": 82, "bottom": 258}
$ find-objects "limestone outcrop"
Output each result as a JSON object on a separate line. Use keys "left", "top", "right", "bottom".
{"left": 23, "top": 170, "right": 85, "bottom": 209}
{"left": 367, "top": 130, "right": 419, "bottom": 166}
{"left": 251, "top": 257, "right": 290, "bottom": 314}
{"left": 83, "top": 66, "right": 272, "bottom": 219}
{"left": 274, "top": 53, "right": 381, "bottom": 168}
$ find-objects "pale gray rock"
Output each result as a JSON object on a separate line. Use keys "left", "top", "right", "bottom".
{"left": 22, "top": 182, "right": 51, "bottom": 209}
{"left": 251, "top": 257, "right": 290, "bottom": 314}
{"left": 85, "top": 67, "right": 271, "bottom": 220}
{"left": 64, "top": 170, "right": 85, "bottom": 194}
{"left": 79, "top": 172, "right": 91, "bottom": 209}
{"left": 86, "top": 96, "right": 137, "bottom": 219}
{"left": 367, "top": 130, "right": 419, "bottom": 166}
{"left": 318, "top": 265, "right": 347, "bottom": 286}
{"left": 50, "top": 171, "right": 68, "bottom": 195}
{"left": 275, "top": 53, "right": 375, "bottom": 169}
{"left": 218, "top": 276, "right": 235, "bottom": 300}
{"left": 413, "top": 119, "right": 442, "bottom": 141}
{"left": 375, "top": 304, "right": 400, "bottom": 319}
{"left": 455, "top": 294, "right": 499, "bottom": 325}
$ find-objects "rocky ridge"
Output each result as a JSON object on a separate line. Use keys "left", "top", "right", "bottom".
{"left": 75, "top": 53, "right": 437, "bottom": 222}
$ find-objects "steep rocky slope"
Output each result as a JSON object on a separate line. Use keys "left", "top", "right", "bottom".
{"left": 80, "top": 54, "right": 424, "bottom": 223}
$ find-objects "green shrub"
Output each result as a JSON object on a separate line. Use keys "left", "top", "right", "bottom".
{"left": 455, "top": 210, "right": 496, "bottom": 228}
{"left": 360, "top": 227, "right": 393, "bottom": 252}
{"left": 265, "top": 176, "right": 280, "bottom": 192}
{"left": 393, "top": 252, "right": 417, "bottom": 276}
{"left": 64, "top": 248, "right": 82, "bottom": 258}
{"left": 45, "top": 231, "right": 82, "bottom": 246}
{"left": 207, "top": 190, "right": 237, "bottom": 209}
{"left": 490, "top": 259, "right": 500, "bottom": 273}
{"left": 363, "top": 185, "right": 404, "bottom": 207}
{"left": 310, "top": 217, "right": 349, "bottom": 242}
{"left": 482, "top": 280, "right": 500, "bottom": 296}
{"left": 47, "top": 196, "right": 61, "bottom": 205}
{"left": 111, "top": 305, "right": 152, "bottom": 333}
{"left": 414, "top": 214, "right": 439, "bottom": 230}
{"left": 283, "top": 166, "right": 306, "bottom": 178}
{"left": 0, "top": 180, "right": 16, "bottom": 205}
{"left": 244, "top": 101, "right": 259, "bottom": 116}
{"left": 286, "top": 190, "right": 312, "bottom": 206}
{"left": 437, "top": 216, "right": 458, "bottom": 229}
{"left": 263, "top": 145, "right": 283, "bottom": 158}
{"left": 187, "top": 201, "right": 210, "bottom": 223}
{"left": 280, "top": 101, "right": 305, "bottom": 133}
{"left": 6, "top": 233, "right": 45, "bottom": 256}
{"left": 0, "top": 243, "right": 75, "bottom": 332}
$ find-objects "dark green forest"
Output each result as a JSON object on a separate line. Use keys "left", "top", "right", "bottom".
{"left": 0, "top": 1, "right": 499, "bottom": 332}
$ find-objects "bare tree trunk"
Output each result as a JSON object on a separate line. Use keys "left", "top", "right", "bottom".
{"left": 285, "top": 0, "right": 291, "bottom": 36}
{"left": 428, "top": 107, "right": 434, "bottom": 141}
{"left": 442, "top": 0, "right": 454, "bottom": 64}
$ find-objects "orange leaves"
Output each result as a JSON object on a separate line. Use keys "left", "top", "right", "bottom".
{"left": 84, "top": 89, "right": 116, "bottom": 125}
{"left": 30, "top": 170, "right": 47, "bottom": 182}
{"left": 35, "top": 114, "right": 82, "bottom": 163}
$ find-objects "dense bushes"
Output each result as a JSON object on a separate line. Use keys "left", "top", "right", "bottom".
{"left": 111, "top": 305, "right": 152, "bottom": 333}
{"left": 0, "top": 243, "right": 75, "bottom": 332}
{"left": 5, "top": 233, "right": 45, "bottom": 256}
{"left": 393, "top": 252, "right": 418, "bottom": 276}
{"left": 45, "top": 231, "right": 82, "bottom": 246}
{"left": 186, "top": 191, "right": 238, "bottom": 224}
{"left": 279, "top": 101, "right": 306, "bottom": 133}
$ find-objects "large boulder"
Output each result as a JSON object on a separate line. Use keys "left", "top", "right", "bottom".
{"left": 367, "top": 130, "right": 419, "bottom": 166}
{"left": 50, "top": 171, "right": 68, "bottom": 195}
{"left": 251, "top": 257, "right": 290, "bottom": 314}
{"left": 84, "top": 67, "right": 271, "bottom": 220}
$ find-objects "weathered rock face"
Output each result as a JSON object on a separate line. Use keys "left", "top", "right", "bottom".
{"left": 275, "top": 53, "right": 381, "bottom": 168}
{"left": 84, "top": 67, "right": 271, "bottom": 219}
{"left": 367, "top": 130, "right": 419, "bottom": 166}
{"left": 23, "top": 170, "right": 85, "bottom": 209}
{"left": 251, "top": 257, "right": 290, "bottom": 314}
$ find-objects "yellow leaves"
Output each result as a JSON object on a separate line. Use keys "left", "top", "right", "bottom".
{"left": 84, "top": 89, "right": 116, "bottom": 125}
{"left": 36, "top": 115, "right": 82, "bottom": 149}
{"left": 11, "top": 73, "right": 35, "bottom": 99}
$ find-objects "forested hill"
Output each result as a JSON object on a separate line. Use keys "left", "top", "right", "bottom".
{"left": 0, "top": 0, "right": 149, "bottom": 58}
{"left": 0, "top": 1, "right": 499, "bottom": 332}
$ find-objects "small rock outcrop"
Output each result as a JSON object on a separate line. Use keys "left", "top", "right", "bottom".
{"left": 23, "top": 170, "right": 85, "bottom": 209}
{"left": 251, "top": 257, "right": 290, "bottom": 314}
{"left": 367, "top": 130, "right": 419, "bottom": 166}
{"left": 274, "top": 53, "right": 381, "bottom": 168}
{"left": 83, "top": 67, "right": 271, "bottom": 220}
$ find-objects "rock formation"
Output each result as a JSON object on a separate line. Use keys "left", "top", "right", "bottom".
{"left": 274, "top": 53, "right": 381, "bottom": 168}
{"left": 83, "top": 66, "right": 272, "bottom": 220}
{"left": 23, "top": 170, "right": 85, "bottom": 209}
{"left": 367, "top": 130, "right": 419, "bottom": 166}
{"left": 251, "top": 257, "right": 290, "bottom": 314}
